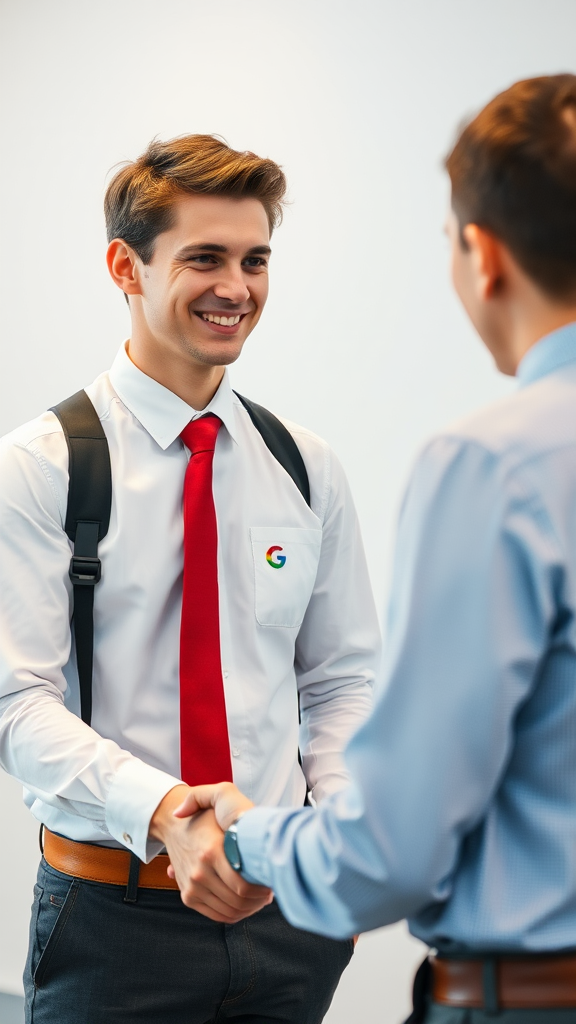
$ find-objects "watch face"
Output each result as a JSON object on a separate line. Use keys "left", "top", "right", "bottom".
{"left": 224, "top": 828, "right": 242, "bottom": 872}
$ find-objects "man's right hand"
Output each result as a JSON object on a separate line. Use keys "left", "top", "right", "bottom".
{"left": 149, "top": 785, "right": 273, "bottom": 923}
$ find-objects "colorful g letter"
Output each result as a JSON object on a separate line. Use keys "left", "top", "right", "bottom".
{"left": 266, "top": 545, "right": 286, "bottom": 569}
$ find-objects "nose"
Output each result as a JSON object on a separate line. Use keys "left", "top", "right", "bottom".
{"left": 213, "top": 262, "right": 251, "bottom": 305}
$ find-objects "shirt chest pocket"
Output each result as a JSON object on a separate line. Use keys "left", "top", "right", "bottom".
{"left": 250, "top": 526, "right": 323, "bottom": 628}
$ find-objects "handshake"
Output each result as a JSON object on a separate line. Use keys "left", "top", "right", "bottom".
{"left": 149, "top": 781, "right": 269, "bottom": 923}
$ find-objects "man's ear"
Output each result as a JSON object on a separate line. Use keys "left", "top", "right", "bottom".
{"left": 106, "top": 239, "right": 143, "bottom": 297}
{"left": 461, "top": 224, "right": 505, "bottom": 300}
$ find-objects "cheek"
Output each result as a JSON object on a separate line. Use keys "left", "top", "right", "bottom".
{"left": 450, "top": 245, "right": 462, "bottom": 293}
{"left": 254, "top": 278, "right": 269, "bottom": 309}
{"left": 187, "top": 278, "right": 214, "bottom": 302}
{"left": 451, "top": 250, "right": 472, "bottom": 312}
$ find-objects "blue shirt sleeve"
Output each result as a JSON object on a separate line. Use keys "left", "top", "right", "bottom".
{"left": 237, "top": 434, "right": 560, "bottom": 938}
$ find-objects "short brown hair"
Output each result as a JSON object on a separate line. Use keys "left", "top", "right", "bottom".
{"left": 104, "top": 134, "right": 287, "bottom": 264}
{"left": 446, "top": 74, "right": 576, "bottom": 299}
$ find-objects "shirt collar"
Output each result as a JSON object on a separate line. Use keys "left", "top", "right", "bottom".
{"left": 517, "top": 321, "right": 576, "bottom": 387}
{"left": 108, "top": 342, "right": 239, "bottom": 450}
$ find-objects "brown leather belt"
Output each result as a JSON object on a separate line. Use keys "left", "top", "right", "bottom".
{"left": 432, "top": 953, "right": 576, "bottom": 1009}
{"left": 43, "top": 829, "right": 179, "bottom": 890}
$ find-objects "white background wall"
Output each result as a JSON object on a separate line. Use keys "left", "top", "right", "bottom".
{"left": 1, "top": 0, "right": 576, "bottom": 1018}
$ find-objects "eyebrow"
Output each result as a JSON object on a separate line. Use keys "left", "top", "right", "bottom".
{"left": 174, "top": 243, "right": 272, "bottom": 260}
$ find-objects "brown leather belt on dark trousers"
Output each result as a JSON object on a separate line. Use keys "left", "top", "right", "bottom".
{"left": 431, "top": 953, "right": 576, "bottom": 1010}
{"left": 43, "top": 828, "right": 179, "bottom": 890}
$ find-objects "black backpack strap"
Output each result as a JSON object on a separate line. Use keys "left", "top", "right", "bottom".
{"left": 50, "top": 390, "right": 112, "bottom": 726}
{"left": 234, "top": 392, "right": 311, "bottom": 507}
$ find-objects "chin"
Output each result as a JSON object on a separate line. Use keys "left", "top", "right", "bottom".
{"left": 188, "top": 342, "right": 245, "bottom": 367}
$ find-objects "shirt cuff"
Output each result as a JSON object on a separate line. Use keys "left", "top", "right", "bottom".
{"left": 235, "top": 806, "right": 287, "bottom": 885}
{"left": 105, "top": 757, "right": 183, "bottom": 862}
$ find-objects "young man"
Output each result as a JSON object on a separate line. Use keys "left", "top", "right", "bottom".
{"left": 184, "top": 76, "right": 576, "bottom": 1022}
{"left": 0, "top": 136, "right": 379, "bottom": 1023}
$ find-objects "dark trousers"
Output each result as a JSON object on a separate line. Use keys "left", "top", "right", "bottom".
{"left": 24, "top": 859, "right": 354, "bottom": 1024}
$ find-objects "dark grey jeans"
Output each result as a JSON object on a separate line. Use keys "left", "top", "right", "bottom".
{"left": 24, "top": 859, "right": 354, "bottom": 1024}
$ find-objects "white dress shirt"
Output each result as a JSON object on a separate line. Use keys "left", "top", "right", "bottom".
{"left": 0, "top": 343, "right": 378, "bottom": 862}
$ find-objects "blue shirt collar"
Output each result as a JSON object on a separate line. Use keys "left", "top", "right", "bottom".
{"left": 517, "top": 321, "right": 576, "bottom": 387}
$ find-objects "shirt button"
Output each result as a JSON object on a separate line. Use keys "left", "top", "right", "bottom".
{"left": 223, "top": 670, "right": 229, "bottom": 679}
{"left": 123, "top": 832, "right": 133, "bottom": 845}
{"left": 232, "top": 747, "right": 240, "bottom": 757}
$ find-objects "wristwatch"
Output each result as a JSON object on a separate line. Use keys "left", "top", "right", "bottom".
{"left": 223, "top": 816, "right": 244, "bottom": 873}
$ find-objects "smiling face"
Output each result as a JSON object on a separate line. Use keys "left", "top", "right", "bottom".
{"left": 123, "top": 192, "right": 271, "bottom": 388}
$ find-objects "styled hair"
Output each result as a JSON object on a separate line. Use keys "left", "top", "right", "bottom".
{"left": 104, "top": 134, "right": 287, "bottom": 264}
{"left": 446, "top": 74, "right": 576, "bottom": 300}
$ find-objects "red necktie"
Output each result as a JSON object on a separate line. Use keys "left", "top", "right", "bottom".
{"left": 179, "top": 414, "right": 232, "bottom": 785}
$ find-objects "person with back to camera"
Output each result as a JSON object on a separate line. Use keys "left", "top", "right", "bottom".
{"left": 179, "top": 75, "right": 576, "bottom": 1023}
{"left": 0, "top": 134, "right": 380, "bottom": 1023}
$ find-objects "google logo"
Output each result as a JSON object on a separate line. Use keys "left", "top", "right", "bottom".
{"left": 266, "top": 545, "right": 286, "bottom": 569}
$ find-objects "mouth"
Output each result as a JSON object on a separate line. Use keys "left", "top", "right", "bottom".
{"left": 193, "top": 311, "right": 248, "bottom": 334}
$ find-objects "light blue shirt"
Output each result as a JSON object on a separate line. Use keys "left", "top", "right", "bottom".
{"left": 238, "top": 322, "right": 576, "bottom": 952}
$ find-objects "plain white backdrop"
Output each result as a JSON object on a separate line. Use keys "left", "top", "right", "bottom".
{"left": 1, "top": 1, "right": 576, "bottom": 1018}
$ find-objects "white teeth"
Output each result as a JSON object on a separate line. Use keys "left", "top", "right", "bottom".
{"left": 201, "top": 313, "right": 242, "bottom": 326}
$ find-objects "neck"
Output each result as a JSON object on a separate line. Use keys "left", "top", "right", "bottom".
{"left": 488, "top": 285, "right": 576, "bottom": 376}
{"left": 510, "top": 306, "right": 576, "bottom": 374}
{"left": 126, "top": 336, "right": 225, "bottom": 411}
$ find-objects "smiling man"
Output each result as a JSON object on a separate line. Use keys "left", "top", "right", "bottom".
{"left": 0, "top": 136, "right": 379, "bottom": 1024}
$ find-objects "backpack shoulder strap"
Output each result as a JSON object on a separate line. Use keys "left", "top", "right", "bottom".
{"left": 234, "top": 392, "right": 311, "bottom": 508}
{"left": 51, "top": 390, "right": 112, "bottom": 543}
{"left": 51, "top": 390, "right": 112, "bottom": 725}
